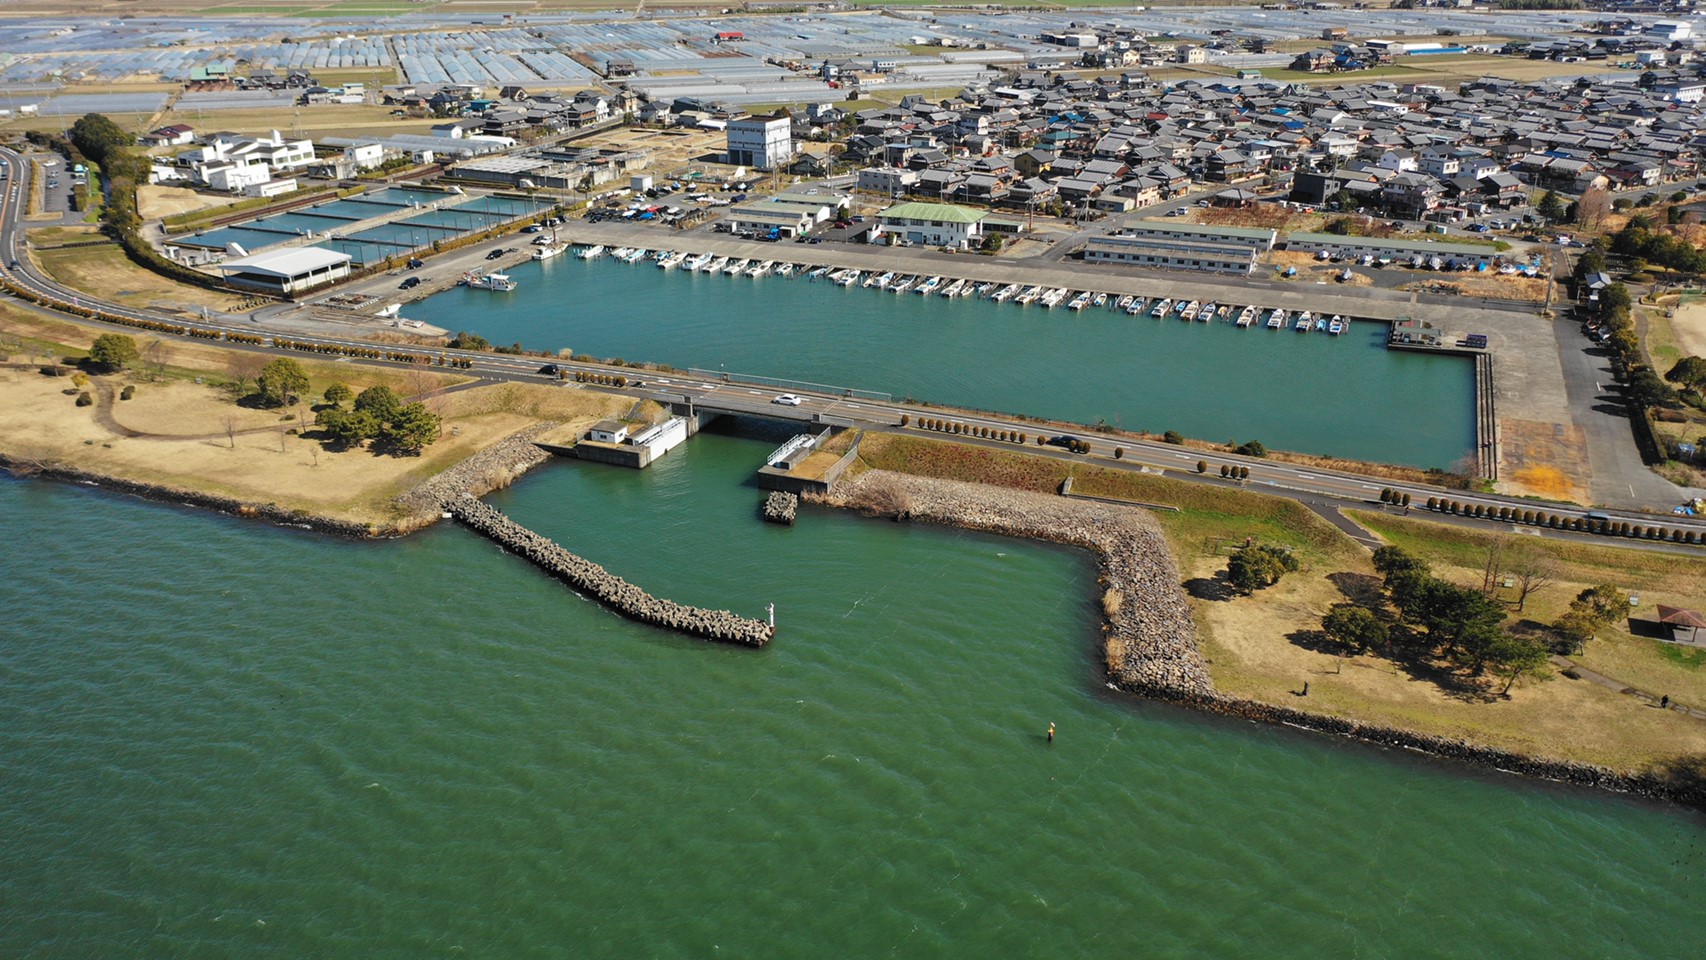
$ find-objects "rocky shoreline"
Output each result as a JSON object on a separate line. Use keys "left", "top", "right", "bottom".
{"left": 446, "top": 494, "right": 774, "bottom": 647}
{"left": 820, "top": 471, "right": 1209, "bottom": 694}
{"left": 0, "top": 453, "right": 377, "bottom": 537}
{"left": 0, "top": 422, "right": 565, "bottom": 539}
{"left": 818, "top": 470, "right": 1706, "bottom": 810}
{"left": 762, "top": 491, "right": 798, "bottom": 525}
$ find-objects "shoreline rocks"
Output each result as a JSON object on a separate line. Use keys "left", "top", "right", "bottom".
{"left": 0, "top": 454, "right": 375, "bottom": 537}
{"left": 762, "top": 491, "right": 798, "bottom": 525}
{"left": 818, "top": 470, "right": 1706, "bottom": 811}
{"left": 445, "top": 494, "right": 774, "bottom": 647}
{"left": 820, "top": 471, "right": 1210, "bottom": 694}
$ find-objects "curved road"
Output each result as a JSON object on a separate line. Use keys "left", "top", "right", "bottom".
{"left": 2, "top": 144, "right": 1703, "bottom": 551}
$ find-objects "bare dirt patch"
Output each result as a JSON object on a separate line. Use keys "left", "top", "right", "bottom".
{"left": 1499, "top": 419, "right": 1590, "bottom": 504}
{"left": 1399, "top": 275, "right": 1549, "bottom": 303}
{"left": 137, "top": 185, "right": 236, "bottom": 221}
{"left": 1671, "top": 300, "right": 1706, "bottom": 359}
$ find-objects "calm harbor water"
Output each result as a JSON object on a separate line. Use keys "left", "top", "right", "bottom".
{"left": 411, "top": 256, "right": 1477, "bottom": 469}
{"left": 4, "top": 432, "right": 1703, "bottom": 957}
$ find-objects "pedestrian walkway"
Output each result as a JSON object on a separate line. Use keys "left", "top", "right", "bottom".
{"left": 1550, "top": 655, "right": 1706, "bottom": 720}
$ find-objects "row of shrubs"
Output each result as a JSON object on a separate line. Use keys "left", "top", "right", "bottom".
{"left": 1, "top": 278, "right": 196, "bottom": 336}
{"left": 1422, "top": 496, "right": 1702, "bottom": 544}
{"left": 575, "top": 371, "right": 630, "bottom": 387}
{"left": 1, "top": 279, "right": 471, "bottom": 372}
{"left": 1378, "top": 488, "right": 1414, "bottom": 506}
{"left": 908, "top": 415, "right": 1030, "bottom": 445}
{"left": 266, "top": 337, "right": 475, "bottom": 368}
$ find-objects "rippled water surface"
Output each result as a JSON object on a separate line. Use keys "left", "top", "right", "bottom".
{"left": 410, "top": 257, "right": 1477, "bottom": 469}
{"left": 3, "top": 434, "right": 1701, "bottom": 957}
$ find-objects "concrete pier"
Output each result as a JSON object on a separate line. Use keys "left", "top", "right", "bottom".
{"left": 446, "top": 494, "right": 773, "bottom": 646}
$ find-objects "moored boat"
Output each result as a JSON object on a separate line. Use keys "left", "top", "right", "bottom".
{"left": 1235, "top": 305, "right": 1258, "bottom": 327}
{"left": 577, "top": 244, "right": 606, "bottom": 260}
{"left": 460, "top": 270, "right": 517, "bottom": 291}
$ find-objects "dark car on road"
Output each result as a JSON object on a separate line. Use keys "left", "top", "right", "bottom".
{"left": 1045, "top": 435, "right": 1088, "bottom": 451}
{"left": 538, "top": 364, "right": 561, "bottom": 377}
{"left": 398, "top": 276, "right": 421, "bottom": 290}
{"left": 485, "top": 248, "right": 505, "bottom": 260}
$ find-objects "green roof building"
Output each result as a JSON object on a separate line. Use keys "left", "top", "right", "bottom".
{"left": 875, "top": 201, "right": 987, "bottom": 249}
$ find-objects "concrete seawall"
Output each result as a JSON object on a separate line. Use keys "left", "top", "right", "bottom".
{"left": 446, "top": 494, "right": 774, "bottom": 647}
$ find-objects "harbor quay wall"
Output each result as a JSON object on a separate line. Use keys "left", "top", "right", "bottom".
{"left": 445, "top": 494, "right": 774, "bottom": 647}
{"left": 552, "top": 221, "right": 1506, "bottom": 328}
{"left": 818, "top": 471, "right": 1210, "bottom": 693}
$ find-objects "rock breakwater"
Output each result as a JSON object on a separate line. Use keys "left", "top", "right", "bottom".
{"left": 446, "top": 494, "right": 774, "bottom": 647}
{"left": 393, "top": 422, "right": 560, "bottom": 523}
{"left": 763, "top": 491, "right": 798, "bottom": 525}
{"left": 821, "top": 471, "right": 1209, "bottom": 693}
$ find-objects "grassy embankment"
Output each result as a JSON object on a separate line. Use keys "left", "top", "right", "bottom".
{"left": 852, "top": 431, "right": 1706, "bottom": 770}
{"left": 0, "top": 306, "right": 632, "bottom": 526}
{"left": 29, "top": 226, "right": 251, "bottom": 315}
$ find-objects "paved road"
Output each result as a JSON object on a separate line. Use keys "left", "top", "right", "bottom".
{"left": 1554, "top": 318, "right": 1700, "bottom": 506}
{"left": 4, "top": 143, "right": 1704, "bottom": 551}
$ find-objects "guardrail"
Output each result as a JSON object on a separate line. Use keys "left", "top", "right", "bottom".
{"left": 688, "top": 367, "right": 891, "bottom": 401}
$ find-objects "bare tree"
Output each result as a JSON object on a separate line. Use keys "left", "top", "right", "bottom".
{"left": 142, "top": 338, "right": 168, "bottom": 383}
{"left": 278, "top": 424, "right": 288, "bottom": 453}
{"left": 1507, "top": 544, "right": 1559, "bottom": 612}
{"left": 224, "top": 415, "right": 237, "bottom": 449}
{"left": 227, "top": 352, "right": 265, "bottom": 398}
{"left": 1576, "top": 185, "right": 1612, "bottom": 231}
{"left": 1480, "top": 538, "right": 1506, "bottom": 596}
{"left": 851, "top": 473, "right": 912, "bottom": 519}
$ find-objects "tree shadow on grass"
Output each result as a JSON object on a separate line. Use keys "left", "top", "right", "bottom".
{"left": 1184, "top": 571, "right": 1239, "bottom": 602}
{"left": 1390, "top": 647, "right": 1499, "bottom": 703}
{"left": 1327, "top": 571, "right": 1385, "bottom": 607}
{"left": 1287, "top": 627, "right": 1343, "bottom": 655}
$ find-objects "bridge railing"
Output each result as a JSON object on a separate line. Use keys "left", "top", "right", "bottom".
{"left": 688, "top": 368, "right": 891, "bottom": 402}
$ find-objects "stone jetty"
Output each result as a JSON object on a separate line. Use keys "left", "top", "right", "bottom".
{"left": 762, "top": 491, "right": 798, "bottom": 525}
{"left": 446, "top": 494, "right": 773, "bottom": 647}
{"left": 821, "top": 471, "right": 1209, "bottom": 693}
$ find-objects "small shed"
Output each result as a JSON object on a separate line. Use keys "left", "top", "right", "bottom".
{"left": 1657, "top": 605, "right": 1706, "bottom": 645}
{"left": 587, "top": 420, "right": 629, "bottom": 444}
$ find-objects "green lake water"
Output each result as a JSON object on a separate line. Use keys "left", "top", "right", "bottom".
{"left": 3, "top": 428, "right": 1702, "bottom": 957}
{"left": 410, "top": 257, "right": 1477, "bottom": 470}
